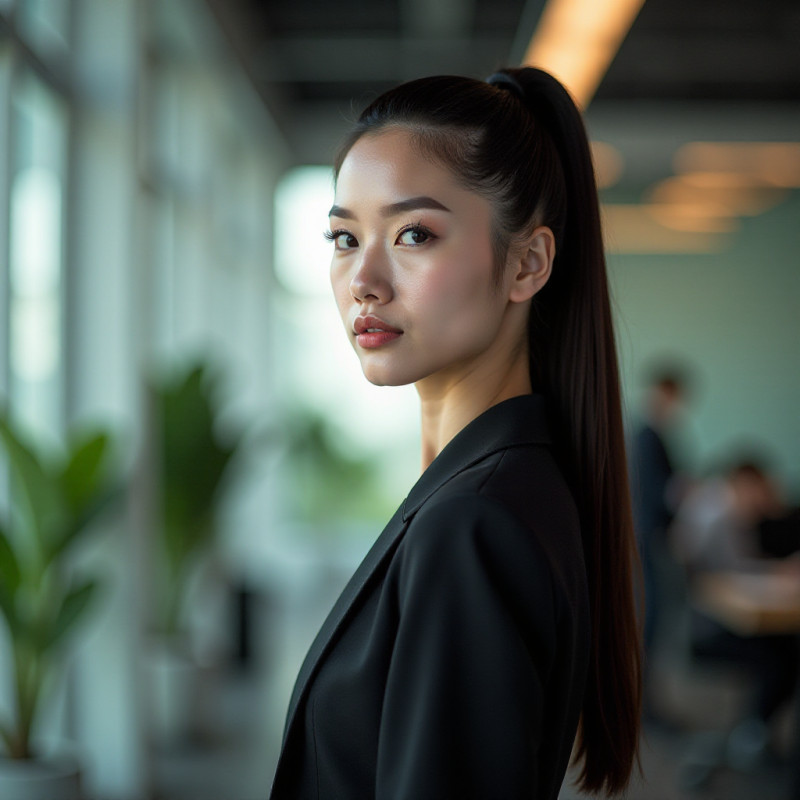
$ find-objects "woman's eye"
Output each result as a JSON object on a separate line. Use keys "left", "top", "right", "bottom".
{"left": 397, "top": 225, "right": 433, "bottom": 246}
{"left": 325, "top": 230, "right": 358, "bottom": 250}
{"left": 337, "top": 233, "right": 358, "bottom": 249}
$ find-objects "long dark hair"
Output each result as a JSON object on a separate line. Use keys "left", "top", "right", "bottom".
{"left": 334, "top": 67, "right": 641, "bottom": 795}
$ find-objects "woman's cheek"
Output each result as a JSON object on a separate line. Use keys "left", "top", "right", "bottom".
{"left": 330, "top": 264, "right": 351, "bottom": 315}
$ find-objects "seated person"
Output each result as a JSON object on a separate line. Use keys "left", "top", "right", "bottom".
{"left": 759, "top": 506, "right": 800, "bottom": 560}
{"left": 671, "top": 459, "right": 800, "bottom": 765}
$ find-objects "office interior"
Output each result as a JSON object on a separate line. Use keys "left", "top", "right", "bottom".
{"left": 0, "top": 0, "right": 798, "bottom": 798}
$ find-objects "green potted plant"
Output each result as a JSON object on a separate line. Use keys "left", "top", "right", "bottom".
{"left": 146, "top": 360, "right": 242, "bottom": 743}
{"left": 0, "top": 410, "right": 120, "bottom": 798}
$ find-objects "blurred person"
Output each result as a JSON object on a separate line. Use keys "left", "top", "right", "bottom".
{"left": 628, "top": 364, "right": 690, "bottom": 723}
{"left": 673, "top": 459, "right": 786, "bottom": 573}
{"left": 672, "top": 458, "right": 800, "bottom": 767}
{"left": 758, "top": 505, "right": 800, "bottom": 560}
{"left": 269, "top": 68, "right": 641, "bottom": 799}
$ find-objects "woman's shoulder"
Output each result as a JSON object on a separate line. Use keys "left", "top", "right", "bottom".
{"left": 429, "top": 441, "right": 581, "bottom": 547}
{"left": 400, "top": 443, "right": 585, "bottom": 602}
{"left": 395, "top": 491, "right": 562, "bottom": 628}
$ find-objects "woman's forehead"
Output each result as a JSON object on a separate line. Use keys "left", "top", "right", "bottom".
{"left": 340, "top": 128, "right": 443, "bottom": 179}
{"left": 334, "top": 128, "right": 484, "bottom": 214}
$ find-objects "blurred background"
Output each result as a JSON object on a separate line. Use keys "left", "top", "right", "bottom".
{"left": 0, "top": 0, "right": 798, "bottom": 798}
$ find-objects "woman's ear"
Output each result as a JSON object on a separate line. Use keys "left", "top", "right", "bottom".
{"left": 507, "top": 226, "right": 555, "bottom": 303}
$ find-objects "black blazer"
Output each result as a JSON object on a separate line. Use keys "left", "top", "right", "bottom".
{"left": 270, "top": 395, "right": 590, "bottom": 799}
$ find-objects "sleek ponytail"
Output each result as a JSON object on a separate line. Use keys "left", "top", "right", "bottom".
{"left": 334, "top": 66, "right": 642, "bottom": 795}
{"left": 510, "top": 67, "right": 642, "bottom": 795}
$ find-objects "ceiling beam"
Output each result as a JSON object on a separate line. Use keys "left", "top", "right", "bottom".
{"left": 400, "top": 0, "right": 475, "bottom": 38}
{"left": 256, "top": 35, "right": 512, "bottom": 83}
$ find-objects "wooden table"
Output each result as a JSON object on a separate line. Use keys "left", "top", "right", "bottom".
{"left": 691, "top": 569, "right": 800, "bottom": 799}
{"left": 692, "top": 571, "right": 800, "bottom": 637}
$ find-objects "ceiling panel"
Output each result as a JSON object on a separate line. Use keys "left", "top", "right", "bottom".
{"left": 206, "top": 0, "right": 800, "bottom": 168}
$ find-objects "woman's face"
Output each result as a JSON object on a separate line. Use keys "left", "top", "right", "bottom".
{"left": 329, "top": 127, "right": 526, "bottom": 390}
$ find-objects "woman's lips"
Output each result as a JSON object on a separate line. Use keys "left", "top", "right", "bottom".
{"left": 357, "top": 330, "right": 402, "bottom": 348}
{"left": 354, "top": 315, "right": 403, "bottom": 348}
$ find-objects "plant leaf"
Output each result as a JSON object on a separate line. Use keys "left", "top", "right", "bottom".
{"left": 60, "top": 432, "right": 111, "bottom": 517}
{"left": 0, "top": 584, "right": 18, "bottom": 636}
{"left": 0, "top": 414, "right": 58, "bottom": 548}
{"left": 47, "top": 483, "right": 125, "bottom": 563}
{"left": 0, "top": 523, "right": 21, "bottom": 595}
{"left": 41, "top": 580, "right": 98, "bottom": 651}
{"left": 0, "top": 523, "right": 21, "bottom": 635}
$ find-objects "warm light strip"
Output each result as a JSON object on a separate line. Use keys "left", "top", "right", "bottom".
{"left": 674, "top": 143, "right": 800, "bottom": 188}
{"left": 522, "top": 0, "right": 646, "bottom": 108}
{"left": 602, "top": 205, "right": 729, "bottom": 253}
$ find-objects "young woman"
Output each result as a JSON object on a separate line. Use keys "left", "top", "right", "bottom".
{"left": 270, "top": 67, "right": 641, "bottom": 799}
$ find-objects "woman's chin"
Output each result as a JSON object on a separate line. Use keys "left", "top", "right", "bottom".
{"left": 360, "top": 364, "right": 416, "bottom": 388}
{"left": 363, "top": 373, "right": 407, "bottom": 388}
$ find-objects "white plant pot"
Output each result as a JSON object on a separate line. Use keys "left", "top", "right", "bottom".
{"left": 144, "top": 638, "right": 200, "bottom": 747}
{"left": 0, "top": 756, "right": 81, "bottom": 800}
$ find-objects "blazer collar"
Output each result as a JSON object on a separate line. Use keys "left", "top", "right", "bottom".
{"left": 402, "top": 393, "right": 551, "bottom": 520}
{"left": 277, "top": 393, "right": 551, "bottom": 759}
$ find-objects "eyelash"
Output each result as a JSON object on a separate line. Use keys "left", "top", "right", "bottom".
{"left": 397, "top": 222, "right": 435, "bottom": 246}
{"left": 323, "top": 228, "right": 350, "bottom": 243}
{"left": 323, "top": 222, "right": 436, "bottom": 248}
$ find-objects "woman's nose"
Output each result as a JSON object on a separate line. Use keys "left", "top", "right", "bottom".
{"left": 349, "top": 248, "right": 393, "bottom": 304}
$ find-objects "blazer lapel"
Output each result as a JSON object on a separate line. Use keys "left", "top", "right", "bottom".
{"left": 402, "top": 393, "right": 551, "bottom": 519}
{"left": 278, "top": 394, "right": 552, "bottom": 752}
{"left": 280, "top": 503, "right": 408, "bottom": 741}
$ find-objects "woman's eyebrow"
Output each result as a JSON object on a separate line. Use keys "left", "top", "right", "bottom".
{"left": 328, "top": 196, "right": 451, "bottom": 219}
{"left": 381, "top": 196, "right": 451, "bottom": 216}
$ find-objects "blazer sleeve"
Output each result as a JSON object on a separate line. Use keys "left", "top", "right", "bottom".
{"left": 376, "top": 492, "right": 560, "bottom": 799}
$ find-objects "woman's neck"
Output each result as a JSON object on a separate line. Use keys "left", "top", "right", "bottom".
{"left": 416, "top": 347, "right": 532, "bottom": 471}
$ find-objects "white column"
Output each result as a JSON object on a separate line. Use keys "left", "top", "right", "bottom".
{"left": 66, "top": 0, "right": 150, "bottom": 796}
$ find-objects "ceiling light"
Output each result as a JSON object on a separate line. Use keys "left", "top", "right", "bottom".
{"left": 673, "top": 143, "right": 800, "bottom": 188}
{"left": 591, "top": 141, "right": 624, "bottom": 188}
{"left": 644, "top": 203, "right": 741, "bottom": 234}
{"left": 647, "top": 174, "right": 787, "bottom": 217}
{"left": 522, "top": 0, "right": 646, "bottom": 107}
{"left": 602, "top": 204, "right": 728, "bottom": 253}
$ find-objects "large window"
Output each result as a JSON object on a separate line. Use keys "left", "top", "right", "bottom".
{"left": 0, "top": 2, "right": 292, "bottom": 796}
{"left": 8, "top": 68, "right": 67, "bottom": 435}
{"left": 1, "top": 2, "right": 71, "bottom": 437}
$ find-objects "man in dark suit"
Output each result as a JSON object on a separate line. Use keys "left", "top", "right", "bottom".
{"left": 629, "top": 366, "right": 688, "bottom": 723}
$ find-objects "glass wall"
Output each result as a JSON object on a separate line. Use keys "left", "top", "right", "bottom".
{"left": 8, "top": 68, "right": 67, "bottom": 436}
{"left": 0, "top": 1, "right": 288, "bottom": 797}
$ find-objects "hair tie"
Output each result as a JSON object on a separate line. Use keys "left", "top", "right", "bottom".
{"left": 486, "top": 72, "right": 524, "bottom": 100}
